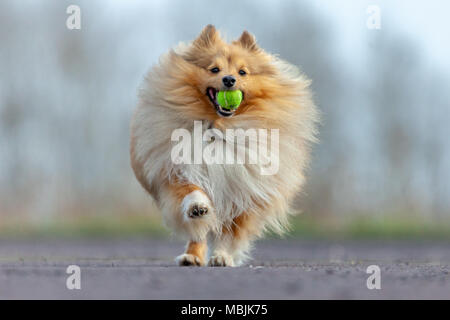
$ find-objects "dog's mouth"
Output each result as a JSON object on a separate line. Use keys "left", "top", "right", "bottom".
{"left": 206, "top": 87, "right": 243, "bottom": 118}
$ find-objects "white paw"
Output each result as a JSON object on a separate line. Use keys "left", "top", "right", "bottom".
{"left": 181, "top": 191, "right": 212, "bottom": 219}
{"left": 175, "top": 253, "right": 204, "bottom": 266}
{"left": 208, "top": 253, "right": 234, "bottom": 267}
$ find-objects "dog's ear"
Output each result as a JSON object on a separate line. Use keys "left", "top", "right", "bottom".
{"left": 234, "top": 31, "right": 259, "bottom": 52}
{"left": 193, "top": 24, "right": 220, "bottom": 49}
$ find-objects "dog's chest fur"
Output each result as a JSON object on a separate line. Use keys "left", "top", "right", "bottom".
{"left": 170, "top": 120, "right": 282, "bottom": 221}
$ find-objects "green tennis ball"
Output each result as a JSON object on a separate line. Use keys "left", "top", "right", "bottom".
{"left": 217, "top": 90, "right": 243, "bottom": 110}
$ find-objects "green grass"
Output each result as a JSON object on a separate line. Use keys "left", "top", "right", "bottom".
{"left": 0, "top": 215, "right": 169, "bottom": 239}
{"left": 1, "top": 213, "right": 450, "bottom": 240}
{"left": 285, "top": 215, "right": 450, "bottom": 240}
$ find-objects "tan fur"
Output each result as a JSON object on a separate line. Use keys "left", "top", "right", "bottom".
{"left": 185, "top": 241, "right": 208, "bottom": 265}
{"left": 130, "top": 25, "right": 319, "bottom": 266}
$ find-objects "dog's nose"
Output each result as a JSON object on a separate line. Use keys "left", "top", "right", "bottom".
{"left": 222, "top": 75, "right": 236, "bottom": 88}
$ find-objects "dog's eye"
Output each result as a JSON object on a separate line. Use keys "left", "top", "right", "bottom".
{"left": 210, "top": 67, "right": 220, "bottom": 73}
{"left": 239, "top": 70, "right": 247, "bottom": 76}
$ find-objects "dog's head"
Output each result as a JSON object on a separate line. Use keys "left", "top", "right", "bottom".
{"left": 179, "top": 25, "right": 278, "bottom": 119}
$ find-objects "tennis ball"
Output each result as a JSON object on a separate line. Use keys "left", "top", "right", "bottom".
{"left": 217, "top": 90, "right": 243, "bottom": 110}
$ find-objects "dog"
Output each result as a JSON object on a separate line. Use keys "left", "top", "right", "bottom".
{"left": 130, "top": 25, "right": 318, "bottom": 266}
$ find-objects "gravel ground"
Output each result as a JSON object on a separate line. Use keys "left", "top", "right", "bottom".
{"left": 1, "top": 238, "right": 450, "bottom": 299}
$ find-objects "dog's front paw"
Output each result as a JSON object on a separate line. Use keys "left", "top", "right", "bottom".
{"left": 187, "top": 203, "right": 209, "bottom": 218}
{"left": 181, "top": 190, "right": 212, "bottom": 220}
{"left": 208, "top": 252, "right": 234, "bottom": 267}
{"left": 176, "top": 253, "right": 204, "bottom": 266}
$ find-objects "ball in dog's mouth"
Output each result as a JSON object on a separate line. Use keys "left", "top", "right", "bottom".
{"left": 206, "top": 87, "right": 243, "bottom": 118}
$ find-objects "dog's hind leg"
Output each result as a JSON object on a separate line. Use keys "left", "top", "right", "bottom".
{"left": 176, "top": 240, "right": 208, "bottom": 266}
{"left": 208, "top": 212, "right": 264, "bottom": 267}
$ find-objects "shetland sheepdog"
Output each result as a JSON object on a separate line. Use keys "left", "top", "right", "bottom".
{"left": 130, "top": 25, "right": 318, "bottom": 266}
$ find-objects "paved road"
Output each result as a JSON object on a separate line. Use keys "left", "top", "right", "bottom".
{"left": 1, "top": 238, "right": 450, "bottom": 299}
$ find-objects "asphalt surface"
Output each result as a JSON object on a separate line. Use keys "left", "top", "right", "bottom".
{"left": 1, "top": 238, "right": 450, "bottom": 299}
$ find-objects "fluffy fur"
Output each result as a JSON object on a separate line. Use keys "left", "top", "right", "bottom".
{"left": 130, "top": 25, "right": 319, "bottom": 266}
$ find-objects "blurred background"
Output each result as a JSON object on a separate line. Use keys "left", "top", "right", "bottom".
{"left": 0, "top": 0, "right": 449, "bottom": 238}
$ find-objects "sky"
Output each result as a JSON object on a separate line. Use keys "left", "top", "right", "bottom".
{"left": 77, "top": 0, "right": 450, "bottom": 74}
{"left": 310, "top": 0, "right": 450, "bottom": 73}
